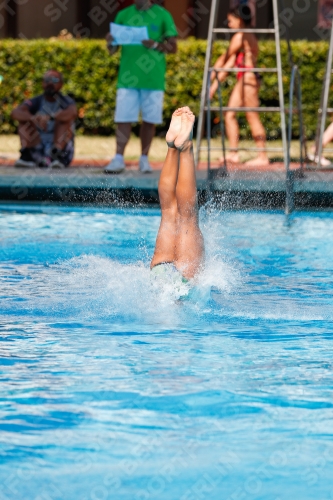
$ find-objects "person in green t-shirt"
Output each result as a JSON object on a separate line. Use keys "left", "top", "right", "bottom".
{"left": 104, "top": 0, "right": 178, "bottom": 174}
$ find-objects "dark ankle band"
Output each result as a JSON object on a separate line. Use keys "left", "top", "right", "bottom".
{"left": 176, "top": 140, "right": 193, "bottom": 152}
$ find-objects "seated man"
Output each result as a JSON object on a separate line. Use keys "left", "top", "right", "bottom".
{"left": 11, "top": 70, "right": 77, "bottom": 168}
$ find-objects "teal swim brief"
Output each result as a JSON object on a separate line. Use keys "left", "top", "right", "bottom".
{"left": 150, "top": 262, "right": 190, "bottom": 299}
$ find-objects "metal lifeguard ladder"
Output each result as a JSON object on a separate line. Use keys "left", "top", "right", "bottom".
{"left": 314, "top": 24, "right": 333, "bottom": 168}
{"left": 195, "top": 0, "right": 305, "bottom": 214}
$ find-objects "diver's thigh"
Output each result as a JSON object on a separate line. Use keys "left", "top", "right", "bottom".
{"left": 174, "top": 220, "right": 204, "bottom": 278}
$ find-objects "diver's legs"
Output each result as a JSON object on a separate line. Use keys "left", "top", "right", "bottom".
{"left": 150, "top": 111, "right": 182, "bottom": 268}
{"left": 174, "top": 110, "right": 204, "bottom": 279}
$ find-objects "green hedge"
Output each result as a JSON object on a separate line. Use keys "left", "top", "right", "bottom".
{"left": 0, "top": 38, "right": 330, "bottom": 138}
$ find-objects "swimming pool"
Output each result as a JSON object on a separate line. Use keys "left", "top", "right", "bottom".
{"left": 1, "top": 203, "right": 333, "bottom": 500}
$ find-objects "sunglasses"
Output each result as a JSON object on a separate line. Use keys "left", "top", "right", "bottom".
{"left": 43, "top": 77, "right": 60, "bottom": 84}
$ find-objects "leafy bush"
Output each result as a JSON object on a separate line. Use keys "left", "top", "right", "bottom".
{"left": 0, "top": 38, "right": 330, "bottom": 138}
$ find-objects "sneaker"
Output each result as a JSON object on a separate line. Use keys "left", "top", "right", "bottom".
{"left": 139, "top": 156, "right": 153, "bottom": 173}
{"left": 50, "top": 159, "right": 66, "bottom": 169}
{"left": 14, "top": 158, "right": 36, "bottom": 168}
{"left": 104, "top": 157, "right": 125, "bottom": 174}
{"left": 14, "top": 147, "right": 36, "bottom": 168}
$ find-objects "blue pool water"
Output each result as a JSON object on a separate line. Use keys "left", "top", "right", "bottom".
{"left": 1, "top": 203, "right": 333, "bottom": 500}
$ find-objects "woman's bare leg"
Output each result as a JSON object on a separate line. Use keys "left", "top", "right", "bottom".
{"left": 150, "top": 109, "right": 183, "bottom": 268}
{"left": 243, "top": 75, "right": 269, "bottom": 167}
{"left": 308, "top": 122, "right": 333, "bottom": 166}
{"left": 322, "top": 121, "right": 333, "bottom": 147}
{"left": 221, "top": 80, "right": 244, "bottom": 164}
{"left": 309, "top": 121, "right": 333, "bottom": 166}
{"left": 174, "top": 110, "right": 204, "bottom": 279}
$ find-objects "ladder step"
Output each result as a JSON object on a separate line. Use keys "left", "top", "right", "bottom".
{"left": 205, "top": 106, "right": 282, "bottom": 112}
{"left": 206, "top": 107, "right": 298, "bottom": 113}
{"left": 327, "top": 108, "right": 333, "bottom": 113}
{"left": 200, "top": 147, "right": 284, "bottom": 152}
{"left": 210, "top": 67, "right": 278, "bottom": 73}
{"left": 213, "top": 28, "right": 276, "bottom": 34}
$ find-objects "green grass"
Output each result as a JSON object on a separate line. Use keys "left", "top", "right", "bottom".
{"left": 0, "top": 134, "right": 318, "bottom": 162}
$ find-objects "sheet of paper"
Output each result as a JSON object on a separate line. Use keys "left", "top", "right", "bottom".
{"left": 110, "top": 23, "right": 149, "bottom": 45}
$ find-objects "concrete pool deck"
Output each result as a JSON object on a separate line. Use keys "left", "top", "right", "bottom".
{"left": 1, "top": 159, "right": 333, "bottom": 208}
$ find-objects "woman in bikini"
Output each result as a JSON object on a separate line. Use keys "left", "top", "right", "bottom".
{"left": 150, "top": 107, "right": 204, "bottom": 289}
{"left": 210, "top": 5, "right": 269, "bottom": 168}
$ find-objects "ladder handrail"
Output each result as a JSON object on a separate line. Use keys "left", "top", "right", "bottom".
{"left": 272, "top": 0, "right": 288, "bottom": 175}
{"left": 274, "top": 0, "right": 294, "bottom": 215}
{"left": 315, "top": 25, "right": 333, "bottom": 168}
{"left": 195, "top": 0, "right": 219, "bottom": 166}
{"left": 285, "top": 67, "right": 296, "bottom": 214}
{"left": 217, "top": 79, "right": 227, "bottom": 172}
{"left": 287, "top": 66, "right": 297, "bottom": 171}
{"left": 296, "top": 68, "right": 306, "bottom": 174}
{"left": 206, "top": 74, "right": 213, "bottom": 195}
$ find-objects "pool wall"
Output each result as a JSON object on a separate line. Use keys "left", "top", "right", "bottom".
{"left": 1, "top": 167, "right": 333, "bottom": 207}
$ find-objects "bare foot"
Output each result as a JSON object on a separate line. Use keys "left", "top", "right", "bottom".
{"left": 219, "top": 153, "right": 239, "bottom": 165}
{"left": 307, "top": 148, "right": 331, "bottom": 166}
{"left": 244, "top": 156, "right": 270, "bottom": 168}
{"left": 174, "top": 110, "right": 195, "bottom": 151}
{"left": 166, "top": 107, "right": 189, "bottom": 148}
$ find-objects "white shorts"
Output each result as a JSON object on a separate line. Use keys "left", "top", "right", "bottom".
{"left": 115, "top": 88, "right": 164, "bottom": 124}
